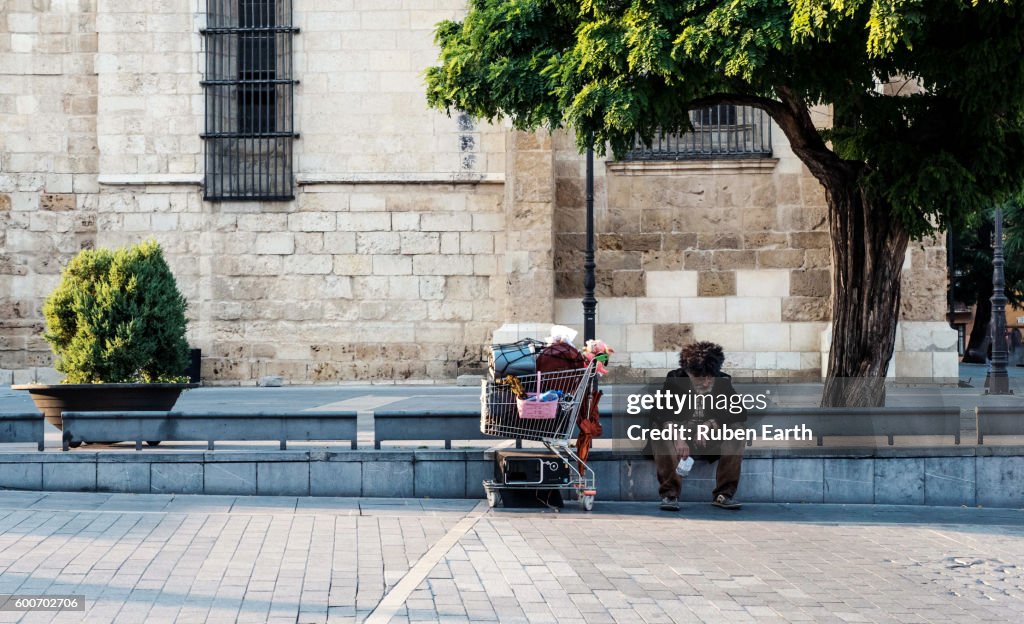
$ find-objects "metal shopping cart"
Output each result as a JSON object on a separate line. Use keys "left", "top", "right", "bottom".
{"left": 480, "top": 360, "right": 598, "bottom": 510}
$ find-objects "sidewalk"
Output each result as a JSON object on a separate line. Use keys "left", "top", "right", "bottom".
{"left": 0, "top": 492, "right": 1021, "bottom": 623}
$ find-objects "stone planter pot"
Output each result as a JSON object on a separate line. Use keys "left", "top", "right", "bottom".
{"left": 12, "top": 383, "right": 199, "bottom": 447}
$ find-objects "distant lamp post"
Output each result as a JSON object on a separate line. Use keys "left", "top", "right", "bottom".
{"left": 582, "top": 142, "right": 597, "bottom": 342}
{"left": 988, "top": 205, "right": 1011, "bottom": 394}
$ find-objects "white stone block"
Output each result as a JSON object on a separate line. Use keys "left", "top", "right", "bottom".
{"left": 594, "top": 325, "right": 624, "bottom": 349}
{"left": 726, "top": 297, "right": 782, "bottom": 323}
{"left": 679, "top": 298, "right": 727, "bottom": 323}
{"left": 460, "top": 232, "right": 494, "bottom": 254}
{"left": 554, "top": 299, "right": 579, "bottom": 325}
{"left": 400, "top": 232, "right": 440, "bottom": 254}
{"left": 392, "top": 213, "right": 420, "bottom": 231}
{"left": 626, "top": 324, "right": 654, "bottom": 352}
{"left": 350, "top": 194, "right": 386, "bottom": 211}
{"left": 491, "top": 323, "right": 552, "bottom": 344}
{"left": 636, "top": 298, "right": 680, "bottom": 324}
{"left": 337, "top": 213, "right": 391, "bottom": 232}
{"left": 372, "top": 255, "right": 412, "bottom": 275}
{"left": 419, "top": 276, "right": 445, "bottom": 300}
{"left": 387, "top": 276, "right": 420, "bottom": 299}
{"left": 255, "top": 233, "right": 295, "bottom": 255}
{"left": 932, "top": 351, "right": 959, "bottom": 379}
{"left": 691, "top": 323, "right": 744, "bottom": 352}
{"left": 736, "top": 270, "right": 790, "bottom": 297}
{"left": 289, "top": 212, "right": 335, "bottom": 232}
{"left": 755, "top": 352, "right": 777, "bottom": 370}
{"left": 284, "top": 255, "right": 333, "bottom": 275}
{"left": 645, "top": 271, "right": 698, "bottom": 297}
{"left": 357, "top": 232, "right": 401, "bottom": 254}
{"left": 333, "top": 254, "right": 374, "bottom": 276}
{"left": 790, "top": 322, "right": 826, "bottom": 352}
{"left": 632, "top": 352, "right": 668, "bottom": 369}
{"left": 724, "top": 352, "right": 756, "bottom": 370}
{"left": 324, "top": 232, "right": 357, "bottom": 254}
{"left": 421, "top": 213, "right": 472, "bottom": 232}
{"left": 412, "top": 255, "right": 474, "bottom": 276}
{"left": 744, "top": 323, "right": 791, "bottom": 351}
{"left": 597, "top": 298, "right": 636, "bottom": 324}
{"left": 895, "top": 351, "right": 932, "bottom": 378}
{"left": 900, "top": 321, "right": 959, "bottom": 352}
{"left": 776, "top": 352, "right": 801, "bottom": 370}
{"left": 800, "top": 352, "right": 822, "bottom": 373}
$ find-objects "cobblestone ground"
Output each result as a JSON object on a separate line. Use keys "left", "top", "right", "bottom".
{"left": 0, "top": 493, "right": 1021, "bottom": 623}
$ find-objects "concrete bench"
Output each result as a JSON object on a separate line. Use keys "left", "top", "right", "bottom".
{"left": 374, "top": 409, "right": 490, "bottom": 449}
{"left": 747, "top": 407, "right": 961, "bottom": 446}
{"left": 975, "top": 406, "right": 1024, "bottom": 444}
{"left": 0, "top": 412, "right": 45, "bottom": 451}
{"left": 60, "top": 411, "right": 358, "bottom": 451}
{"left": 374, "top": 405, "right": 616, "bottom": 449}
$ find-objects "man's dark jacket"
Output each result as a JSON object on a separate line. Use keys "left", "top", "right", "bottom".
{"left": 651, "top": 369, "right": 749, "bottom": 428}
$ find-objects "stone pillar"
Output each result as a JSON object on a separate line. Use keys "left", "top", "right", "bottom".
{"left": 503, "top": 130, "right": 556, "bottom": 323}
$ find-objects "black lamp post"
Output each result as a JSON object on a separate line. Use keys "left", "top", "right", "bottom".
{"left": 988, "top": 205, "right": 1011, "bottom": 394}
{"left": 582, "top": 142, "right": 597, "bottom": 342}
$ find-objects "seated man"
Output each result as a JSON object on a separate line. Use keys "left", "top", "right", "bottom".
{"left": 651, "top": 341, "right": 746, "bottom": 511}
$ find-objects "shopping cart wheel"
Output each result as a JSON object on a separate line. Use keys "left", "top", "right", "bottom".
{"left": 486, "top": 489, "right": 501, "bottom": 508}
{"left": 581, "top": 491, "right": 595, "bottom": 512}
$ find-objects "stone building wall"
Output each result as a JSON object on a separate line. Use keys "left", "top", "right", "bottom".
{"left": 550, "top": 124, "right": 957, "bottom": 380}
{"left": 0, "top": 1, "right": 957, "bottom": 384}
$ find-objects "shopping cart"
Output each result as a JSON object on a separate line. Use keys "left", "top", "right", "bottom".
{"left": 480, "top": 360, "right": 598, "bottom": 510}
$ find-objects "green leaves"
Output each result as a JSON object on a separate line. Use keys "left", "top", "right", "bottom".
{"left": 42, "top": 241, "right": 190, "bottom": 384}
{"left": 427, "top": 0, "right": 1024, "bottom": 239}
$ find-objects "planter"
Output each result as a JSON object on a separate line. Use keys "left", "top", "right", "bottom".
{"left": 12, "top": 383, "right": 199, "bottom": 447}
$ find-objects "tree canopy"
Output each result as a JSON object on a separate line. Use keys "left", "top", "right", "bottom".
{"left": 427, "top": 0, "right": 1024, "bottom": 239}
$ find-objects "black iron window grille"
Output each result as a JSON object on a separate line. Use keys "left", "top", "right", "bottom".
{"left": 625, "top": 105, "right": 771, "bottom": 160}
{"left": 201, "top": 0, "right": 299, "bottom": 201}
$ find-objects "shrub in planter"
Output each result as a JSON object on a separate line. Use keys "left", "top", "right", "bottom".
{"left": 43, "top": 240, "right": 190, "bottom": 383}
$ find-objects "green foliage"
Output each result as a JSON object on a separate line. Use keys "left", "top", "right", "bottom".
{"left": 43, "top": 241, "right": 190, "bottom": 384}
{"left": 953, "top": 200, "right": 1024, "bottom": 307}
{"left": 427, "top": 0, "right": 1024, "bottom": 239}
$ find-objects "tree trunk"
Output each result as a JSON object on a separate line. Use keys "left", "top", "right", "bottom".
{"left": 962, "top": 285, "right": 992, "bottom": 364}
{"left": 820, "top": 184, "right": 910, "bottom": 407}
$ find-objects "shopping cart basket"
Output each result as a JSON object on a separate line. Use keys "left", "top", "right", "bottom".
{"left": 480, "top": 360, "right": 598, "bottom": 510}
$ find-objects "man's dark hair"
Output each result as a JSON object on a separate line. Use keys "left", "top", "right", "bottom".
{"left": 679, "top": 341, "right": 725, "bottom": 377}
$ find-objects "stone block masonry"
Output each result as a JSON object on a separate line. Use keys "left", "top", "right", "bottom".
{"left": 0, "top": 2, "right": 956, "bottom": 383}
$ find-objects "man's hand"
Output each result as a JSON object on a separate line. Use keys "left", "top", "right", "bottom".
{"left": 675, "top": 439, "right": 689, "bottom": 460}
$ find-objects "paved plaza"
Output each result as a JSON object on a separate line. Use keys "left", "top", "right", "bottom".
{"left": 0, "top": 493, "right": 1021, "bottom": 623}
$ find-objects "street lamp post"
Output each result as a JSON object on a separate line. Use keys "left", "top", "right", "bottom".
{"left": 582, "top": 142, "right": 597, "bottom": 342}
{"left": 988, "top": 205, "right": 1011, "bottom": 394}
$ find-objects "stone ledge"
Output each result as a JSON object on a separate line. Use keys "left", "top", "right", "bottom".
{"left": 606, "top": 158, "right": 779, "bottom": 176}
{"left": 296, "top": 173, "right": 505, "bottom": 186}
{"left": 97, "top": 174, "right": 203, "bottom": 186}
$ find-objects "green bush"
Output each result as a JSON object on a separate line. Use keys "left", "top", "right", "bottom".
{"left": 43, "top": 240, "right": 190, "bottom": 383}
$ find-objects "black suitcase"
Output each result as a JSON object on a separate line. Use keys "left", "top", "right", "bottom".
{"left": 494, "top": 450, "right": 571, "bottom": 486}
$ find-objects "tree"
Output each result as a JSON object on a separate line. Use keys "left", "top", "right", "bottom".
{"left": 953, "top": 202, "right": 1024, "bottom": 363}
{"left": 426, "top": 0, "right": 1024, "bottom": 406}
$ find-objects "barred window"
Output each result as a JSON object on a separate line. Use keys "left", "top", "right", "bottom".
{"left": 202, "top": 0, "right": 298, "bottom": 201}
{"left": 625, "top": 105, "right": 771, "bottom": 161}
